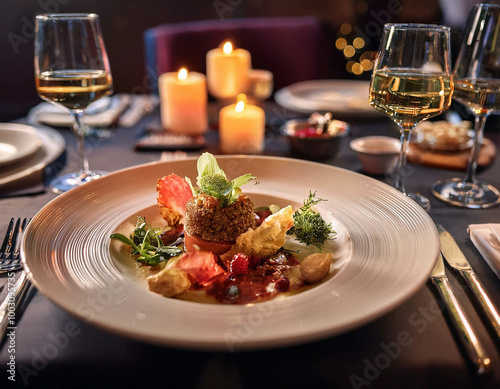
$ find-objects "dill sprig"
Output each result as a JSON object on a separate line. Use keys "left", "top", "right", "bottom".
{"left": 287, "top": 191, "right": 335, "bottom": 251}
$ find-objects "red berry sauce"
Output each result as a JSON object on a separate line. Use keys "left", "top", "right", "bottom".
{"left": 205, "top": 250, "right": 302, "bottom": 304}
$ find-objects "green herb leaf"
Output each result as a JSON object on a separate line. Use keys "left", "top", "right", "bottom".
{"left": 109, "top": 233, "right": 140, "bottom": 251}
{"left": 196, "top": 152, "right": 226, "bottom": 187}
{"left": 287, "top": 191, "right": 336, "bottom": 251}
{"left": 194, "top": 152, "right": 256, "bottom": 206}
{"left": 185, "top": 177, "right": 198, "bottom": 197}
{"left": 231, "top": 173, "right": 255, "bottom": 189}
{"left": 199, "top": 174, "right": 233, "bottom": 200}
{"left": 110, "top": 216, "right": 182, "bottom": 266}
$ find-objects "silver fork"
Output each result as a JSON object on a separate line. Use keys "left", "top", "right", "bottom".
{"left": 0, "top": 218, "right": 16, "bottom": 263}
{"left": 0, "top": 218, "right": 27, "bottom": 272}
{"left": 0, "top": 218, "right": 31, "bottom": 340}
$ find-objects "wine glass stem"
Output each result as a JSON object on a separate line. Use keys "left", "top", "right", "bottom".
{"left": 463, "top": 115, "right": 487, "bottom": 185}
{"left": 70, "top": 109, "right": 91, "bottom": 176}
{"left": 394, "top": 125, "right": 414, "bottom": 194}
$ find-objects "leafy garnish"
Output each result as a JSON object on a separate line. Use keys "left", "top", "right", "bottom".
{"left": 110, "top": 216, "right": 182, "bottom": 266}
{"left": 189, "top": 152, "right": 256, "bottom": 207}
{"left": 199, "top": 174, "right": 233, "bottom": 199}
{"left": 197, "top": 152, "right": 226, "bottom": 180}
{"left": 287, "top": 191, "right": 336, "bottom": 251}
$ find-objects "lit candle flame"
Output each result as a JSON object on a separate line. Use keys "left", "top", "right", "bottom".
{"left": 222, "top": 41, "right": 233, "bottom": 54}
{"left": 178, "top": 68, "right": 188, "bottom": 80}
{"left": 235, "top": 94, "right": 246, "bottom": 112}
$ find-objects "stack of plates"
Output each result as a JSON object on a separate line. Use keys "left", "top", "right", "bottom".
{"left": 0, "top": 123, "right": 65, "bottom": 192}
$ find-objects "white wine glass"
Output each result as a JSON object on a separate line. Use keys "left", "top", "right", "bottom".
{"left": 34, "top": 13, "right": 113, "bottom": 194}
{"left": 369, "top": 24, "right": 453, "bottom": 210}
{"left": 432, "top": 4, "right": 500, "bottom": 209}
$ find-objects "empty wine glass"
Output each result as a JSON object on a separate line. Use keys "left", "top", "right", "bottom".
{"left": 432, "top": 4, "right": 500, "bottom": 209}
{"left": 369, "top": 24, "right": 453, "bottom": 210}
{"left": 35, "top": 13, "right": 113, "bottom": 194}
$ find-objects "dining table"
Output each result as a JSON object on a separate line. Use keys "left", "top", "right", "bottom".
{"left": 0, "top": 96, "right": 499, "bottom": 389}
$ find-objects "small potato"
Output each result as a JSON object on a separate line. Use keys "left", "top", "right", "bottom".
{"left": 300, "top": 253, "right": 332, "bottom": 283}
{"left": 147, "top": 268, "right": 191, "bottom": 297}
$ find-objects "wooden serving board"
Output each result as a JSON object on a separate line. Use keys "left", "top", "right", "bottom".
{"left": 407, "top": 138, "right": 496, "bottom": 170}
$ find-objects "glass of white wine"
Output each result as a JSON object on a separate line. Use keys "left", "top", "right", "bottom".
{"left": 369, "top": 24, "right": 453, "bottom": 210}
{"left": 35, "top": 13, "right": 113, "bottom": 194}
{"left": 432, "top": 4, "right": 500, "bottom": 209}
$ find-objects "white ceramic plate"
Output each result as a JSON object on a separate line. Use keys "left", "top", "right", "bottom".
{"left": 22, "top": 156, "right": 439, "bottom": 350}
{"left": 0, "top": 125, "right": 65, "bottom": 189}
{"left": 0, "top": 123, "right": 43, "bottom": 167}
{"left": 275, "top": 79, "right": 382, "bottom": 117}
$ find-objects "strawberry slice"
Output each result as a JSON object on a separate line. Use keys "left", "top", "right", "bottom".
{"left": 171, "top": 251, "right": 225, "bottom": 285}
{"left": 157, "top": 174, "right": 193, "bottom": 224}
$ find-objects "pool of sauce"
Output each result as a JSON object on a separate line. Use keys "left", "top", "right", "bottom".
{"left": 202, "top": 251, "right": 303, "bottom": 304}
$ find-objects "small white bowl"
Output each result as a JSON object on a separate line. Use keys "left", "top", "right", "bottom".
{"left": 350, "top": 136, "right": 400, "bottom": 175}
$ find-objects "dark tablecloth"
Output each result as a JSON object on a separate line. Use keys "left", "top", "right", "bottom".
{"left": 1, "top": 103, "right": 499, "bottom": 389}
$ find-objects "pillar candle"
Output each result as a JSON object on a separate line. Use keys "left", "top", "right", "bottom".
{"left": 206, "top": 41, "right": 251, "bottom": 99}
{"left": 219, "top": 95, "right": 265, "bottom": 154}
{"left": 159, "top": 68, "right": 207, "bottom": 135}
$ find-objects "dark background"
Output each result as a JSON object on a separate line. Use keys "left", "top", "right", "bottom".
{"left": 0, "top": 0, "right": 470, "bottom": 121}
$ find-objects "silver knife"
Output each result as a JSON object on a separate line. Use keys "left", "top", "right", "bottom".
{"left": 438, "top": 225, "right": 500, "bottom": 343}
{"left": 430, "top": 253, "right": 491, "bottom": 374}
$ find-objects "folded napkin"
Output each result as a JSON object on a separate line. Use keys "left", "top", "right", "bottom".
{"left": 28, "top": 94, "right": 131, "bottom": 128}
{"left": 468, "top": 223, "right": 500, "bottom": 278}
{"left": 118, "top": 95, "right": 158, "bottom": 127}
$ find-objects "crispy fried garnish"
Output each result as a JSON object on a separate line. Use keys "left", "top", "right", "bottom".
{"left": 221, "top": 206, "right": 294, "bottom": 265}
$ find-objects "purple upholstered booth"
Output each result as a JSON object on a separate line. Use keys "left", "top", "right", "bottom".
{"left": 144, "top": 16, "right": 328, "bottom": 94}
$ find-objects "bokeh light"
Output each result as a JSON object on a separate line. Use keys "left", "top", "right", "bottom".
{"left": 343, "top": 45, "right": 355, "bottom": 58}
{"left": 352, "top": 62, "right": 363, "bottom": 75}
{"left": 346, "top": 60, "right": 355, "bottom": 73}
{"left": 335, "top": 38, "right": 347, "bottom": 50}
{"left": 361, "top": 59, "right": 373, "bottom": 71}
{"left": 353, "top": 37, "right": 365, "bottom": 49}
{"left": 340, "top": 23, "right": 352, "bottom": 35}
{"left": 360, "top": 51, "right": 371, "bottom": 61}
{"left": 356, "top": 1, "right": 368, "bottom": 13}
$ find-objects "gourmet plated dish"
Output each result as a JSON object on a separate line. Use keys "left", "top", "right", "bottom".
{"left": 111, "top": 153, "right": 348, "bottom": 304}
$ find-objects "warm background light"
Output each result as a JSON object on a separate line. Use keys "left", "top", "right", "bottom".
{"left": 335, "top": 38, "right": 347, "bottom": 50}
{"left": 343, "top": 45, "right": 355, "bottom": 58}
{"left": 353, "top": 37, "right": 365, "bottom": 49}
{"left": 335, "top": 11, "right": 377, "bottom": 76}
{"left": 340, "top": 23, "right": 352, "bottom": 35}
{"left": 223, "top": 41, "right": 233, "bottom": 54}
{"left": 159, "top": 70, "right": 207, "bottom": 135}
{"left": 235, "top": 100, "right": 245, "bottom": 113}
{"left": 206, "top": 42, "right": 251, "bottom": 98}
{"left": 177, "top": 68, "right": 188, "bottom": 80}
{"left": 219, "top": 95, "right": 265, "bottom": 154}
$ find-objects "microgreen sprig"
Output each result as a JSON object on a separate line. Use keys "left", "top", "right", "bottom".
{"left": 110, "top": 216, "right": 182, "bottom": 266}
{"left": 186, "top": 152, "right": 256, "bottom": 207}
{"left": 287, "top": 191, "right": 336, "bottom": 251}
